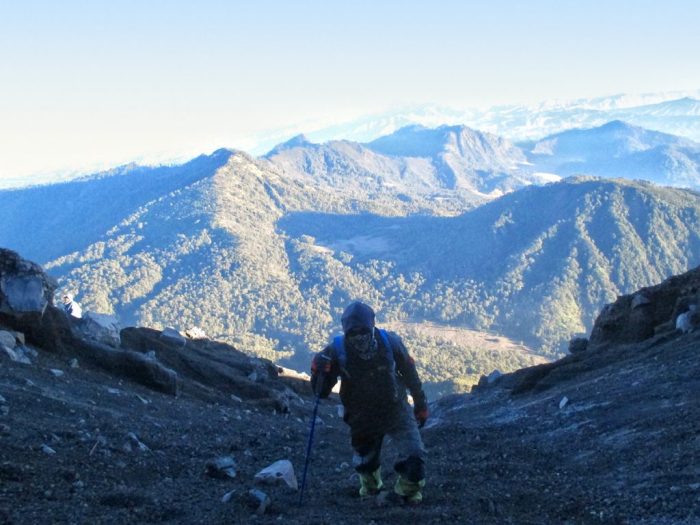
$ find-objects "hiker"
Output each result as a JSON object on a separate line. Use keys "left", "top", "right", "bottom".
{"left": 310, "top": 301, "right": 429, "bottom": 504}
{"left": 62, "top": 293, "right": 82, "bottom": 319}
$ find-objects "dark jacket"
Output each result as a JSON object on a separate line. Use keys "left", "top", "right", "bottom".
{"left": 312, "top": 328, "right": 427, "bottom": 436}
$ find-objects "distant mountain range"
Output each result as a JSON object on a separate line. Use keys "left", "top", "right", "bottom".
{"left": 2, "top": 125, "right": 700, "bottom": 393}
{"left": 266, "top": 91, "right": 700, "bottom": 153}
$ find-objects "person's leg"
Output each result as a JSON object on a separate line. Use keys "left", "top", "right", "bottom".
{"left": 387, "top": 403, "right": 426, "bottom": 503}
{"left": 351, "top": 432, "right": 385, "bottom": 497}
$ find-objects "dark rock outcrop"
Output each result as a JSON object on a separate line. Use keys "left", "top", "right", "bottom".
{"left": 588, "top": 265, "right": 700, "bottom": 350}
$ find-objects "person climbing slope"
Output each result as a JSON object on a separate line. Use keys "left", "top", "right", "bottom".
{"left": 311, "top": 301, "right": 429, "bottom": 504}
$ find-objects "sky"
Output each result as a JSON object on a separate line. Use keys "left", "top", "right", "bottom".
{"left": 1, "top": 0, "right": 699, "bottom": 184}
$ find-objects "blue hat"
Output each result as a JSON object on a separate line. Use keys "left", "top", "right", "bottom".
{"left": 341, "top": 301, "right": 375, "bottom": 334}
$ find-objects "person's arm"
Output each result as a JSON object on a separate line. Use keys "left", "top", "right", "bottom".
{"left": 390, "top": 333, "right": 429, "bottom": 427}
{"left": 310, "top": 346, "right": 339, "bottom": 398}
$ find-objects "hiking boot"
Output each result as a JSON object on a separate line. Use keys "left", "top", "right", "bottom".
{"left": 393, "top": 476, "right": 425, "bottom": 504}
{"left": 358, "top": 467, "right": 383, "bottom": 498}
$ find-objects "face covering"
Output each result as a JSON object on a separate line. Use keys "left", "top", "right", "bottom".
{"left": 346, "top": 331, "right": 378, "bottom": 360}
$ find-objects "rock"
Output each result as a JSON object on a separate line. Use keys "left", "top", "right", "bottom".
{"left": 135, "top": 394, "right": 150, "bottom": 405}
{"left": 0, "top": 274, "right": 50, "bottom": 314}
{"left": 10, "top": 331, "right": 25, "bottom": 345}
{"left": 50, "top": 369, "right": 64, "bottom": 378}
{"left": 336, "top": 404, "right": 344, "bottom": 418}
{"left": 125, "top": 432, "right": 149, "bottom": 452}
{"left": 254, "top": 459, "right": 298, "bottom": 490}
{"left": 247, "top": 371, "right": 258, "bottom": 382}
{"left": 589, "top": 266, "right": 700, "bottom": 350}
{"left": 559, "top": 396, "right": 569, "bottom": 409}
{"left": 205, "top": 456, "right": 237, "bottom": 479}
{"left": 631, "top": 293, "right": 651, "bottom": 309}
{"left": 221, "top": 490, "right": 236, "bottom": 503}
{"left": 568, "top": 337, "right": 588, "bottom": 354}
{"left": 230, "top": 394, "right": 243, "bottom": 403}
{"left": 107, "top": 388, "right": 121, "bottom": 395}
{"left": 159, "top": 327, "right": 186, "bottom": 347}
{"left": 69, "top": 358, "right": 79, "bottom": 368}
{"left": 0, "top": 394, "right": 6, "bottom": 403}
{"left": 0, "top": 330, "right": 17, "bottom": 350}
{"left": 41, "top": 444, "right": 56, "bottom": 455}
{"left": 76, "top": 312, "right": 121, "bottom": 348}
{"left": 1, "top": 345, "right": 32, "bottom": 364}
{"left": 243, "top": 489, "right": 270, "bottom": 515}
{"left": 486, "top": 369, "right": 503, "bottom": 384}
{"left": 676, "top": 305, "right": 699, "bottom": 334}
{"left": 184, "top": 326, "right": 208, "bottom": 339}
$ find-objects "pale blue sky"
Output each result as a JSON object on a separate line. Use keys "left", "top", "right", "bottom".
{"left": 1, "top": 0, "right": 699, "bottom": 182}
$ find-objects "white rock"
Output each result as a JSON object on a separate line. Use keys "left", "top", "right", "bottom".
{"left": 221, "top": 490, "right": 236, "bottom": 503}
{"left": 69, "top": 358, "right": 79, "bottom": 368}
{"left": 135, "top": 394, "right": 150, "bottom": 405}
{"left": 50, "top": 369, "right": 64, "bottom": 378}
{"left": 0, "top": 331, "right": 17, "bottom": 350}
{"left": 336, "top": 404, "right": 344, "bottom": 418}
{"left": 230, "top": 394, "right": 243, "bottom": 403}
{"left": 107, "top": 388, "right": 121, "bottom": 395}
{"left": 41, "top": 444, "right": 56, "bottom": 455}
{"left": 206, "top": 456, "right": 237, "bottom": 479}
{"left": 159, "top": 327, "right": 186, "bottom": 347}
{"left": 254, "top": 459, "right": 298, "bottom": 490}
{"left": 676, "top": 305, "right": 698, "bottom": 334}
{"left": 559, "top": 396, "right": 569, "bottom": 409}
{"left": 0, "top": 394, "right": 6, "bottom": 403}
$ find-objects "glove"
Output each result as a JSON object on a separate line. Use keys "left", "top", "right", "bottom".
{"left": 413, "top": 395, "right": 429, "bottom": 428}
{"left": 310, "top": 353, "right": 332, "bottom": 396}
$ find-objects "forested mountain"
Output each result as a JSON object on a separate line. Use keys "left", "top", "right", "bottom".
{"left": 3, "top": 124, "right": 700, "bottom": 394}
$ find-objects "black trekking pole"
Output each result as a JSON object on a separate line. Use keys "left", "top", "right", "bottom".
{"left": 298, "top": 355, "right": 330, "bottom": 507}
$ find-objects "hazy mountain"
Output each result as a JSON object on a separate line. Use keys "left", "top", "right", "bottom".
{"left": 266, "top": 124, "right": 554, "bottom": 201}
{"left": 270, "top": 91, "right": 700, "bottom": 151}
{"left": 522, "top": 121, "right": 700, "bottom": 188}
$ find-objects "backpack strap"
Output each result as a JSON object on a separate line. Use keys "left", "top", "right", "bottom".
{"left": 332, "top": 335, "right": 347, "bottom": 369}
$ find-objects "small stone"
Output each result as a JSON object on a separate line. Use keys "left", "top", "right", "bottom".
{"left": 160, "top": 327, "right": 186, "bottom": 347}
{"left": 221, "top": 490, "right": 236, "bottom": 503}
{"left": 230, "top": 394, "right": 243, "bottom": 403}
{"left": 73, "top": 480, "right": 85, "bottom": 489}
{"left": 559, "top": 396, "right": 569, "bottom": 409}
{"left": 69, "top": 358, "right": 79, "bottom": 368}
{"left": 126, "top": 432, "right": 150, "bottom": 452}
{"left": 50, "top": 369, "right": 64, "bottom": 378}
{"left": 41, "top": 444, "right": 57, "bottom": 455}
{"left": 336, "top": 405, "right": 344, "bottom": 418}
{"left": 136, "top": 394, "right": 150, "bottom": 404}
{"left": 107, "top": 388, "right": 121, "bottom": 395}
{"left": 0, "top": 394, "right": 6, "bottom": 403}
{"left": 248, "top": 371, "right": 258, "bottom": 382}
{"left": 631, "top": 293, "right": 651, "bottom": 309}
{"left": 244, "top": 489, "right": 270, "bottom": 515}
{"left": 206, "top": 456, "right": 237, "bottom": 479}
{"left": 25, "top": 379, "right": 35, "bottom": 387}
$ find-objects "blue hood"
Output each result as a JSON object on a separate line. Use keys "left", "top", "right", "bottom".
{"left": 341, "top": 301, "right": 376, "bottom": 333}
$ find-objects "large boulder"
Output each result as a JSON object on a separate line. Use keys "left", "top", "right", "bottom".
{"left": 0, "top": 248, "right": 56, "bottom": 317}
{"left": 76, "top": 312, "right": 121, "bottom": 348}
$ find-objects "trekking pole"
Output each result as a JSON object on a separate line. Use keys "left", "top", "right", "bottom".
{"left": 298, "top": 355, "right": 330, "bottom": 507}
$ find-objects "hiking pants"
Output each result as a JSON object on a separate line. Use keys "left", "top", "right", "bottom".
{"left": 351, "top": 401, "right": 426, "bottom": 482}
